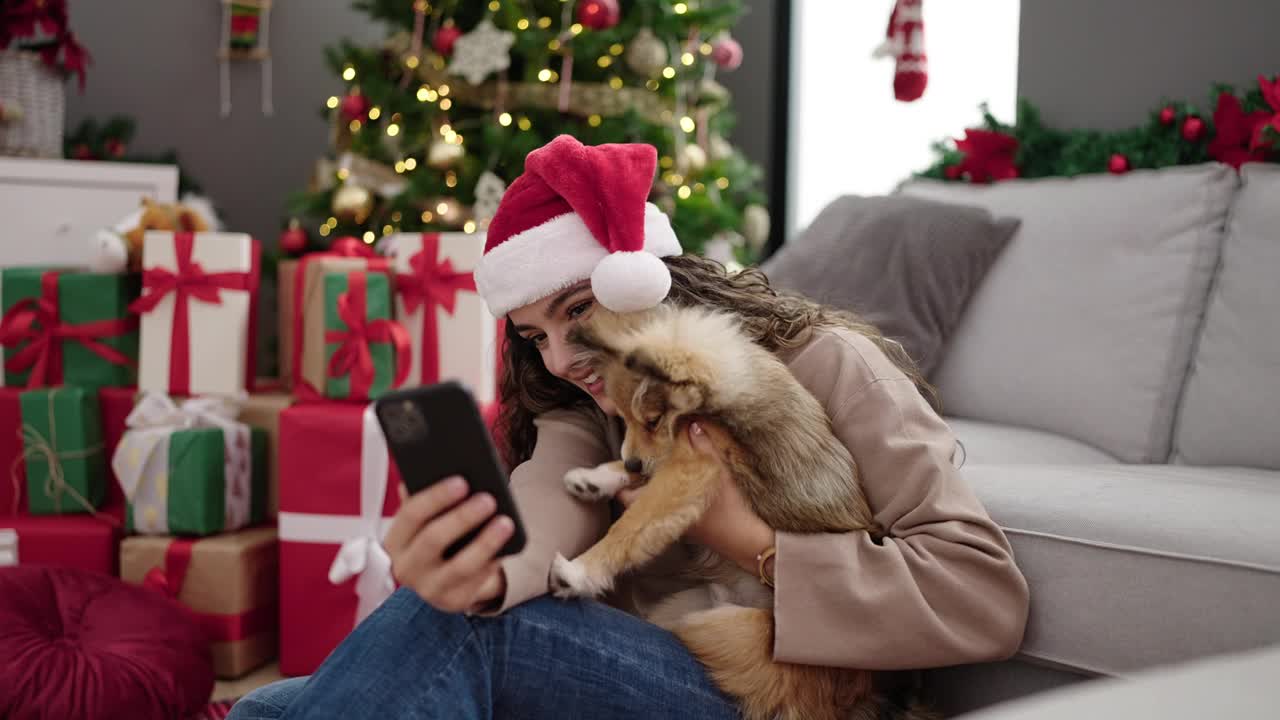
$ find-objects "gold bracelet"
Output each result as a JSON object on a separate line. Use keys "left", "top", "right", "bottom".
{"left": 756, "top": 546, "right": 777, "bottom": 588}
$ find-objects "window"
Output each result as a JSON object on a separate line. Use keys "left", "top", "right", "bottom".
{"left": 786, "top": 1, "right": 1021, "bottom": 235}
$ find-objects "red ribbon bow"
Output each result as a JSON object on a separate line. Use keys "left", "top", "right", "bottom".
{"left": 324, "top": 272, "right": 411, "bottom": 398}
{"left": 395, "top": 234, "right": 477, "bottom": 385}
{"left": 128, "top": 233, "right": 258, "bottom": 395}
{"left": 0, "top": 271, "right": 137, "bottom": 387}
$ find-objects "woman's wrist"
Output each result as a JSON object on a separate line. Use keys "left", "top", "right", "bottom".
{"left": 732, "top": 519, "right": 776, "bottom": 576}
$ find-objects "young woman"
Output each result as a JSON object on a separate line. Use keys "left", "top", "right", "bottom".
{"left": 231, "top": 136, "right": 1028, "bottom": 720}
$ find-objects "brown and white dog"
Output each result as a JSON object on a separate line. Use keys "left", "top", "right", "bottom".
{"left": 548, "top": 305, "right": 924, "bottom": 720}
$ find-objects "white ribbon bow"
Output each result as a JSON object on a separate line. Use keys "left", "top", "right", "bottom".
{"left": 325, "top": 404, "right": 396, "bottom": 625}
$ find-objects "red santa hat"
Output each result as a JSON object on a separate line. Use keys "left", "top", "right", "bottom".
{"left": 475, "top": 135, "right": 682, "bottom": 317}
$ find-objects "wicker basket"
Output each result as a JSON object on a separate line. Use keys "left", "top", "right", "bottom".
{"left": 0, "top": 49, "right": 65, "bottom": 158}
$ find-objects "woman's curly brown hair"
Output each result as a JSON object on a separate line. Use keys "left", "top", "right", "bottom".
{"left": 493, "top": 254, "right": 937, "bottom": 468}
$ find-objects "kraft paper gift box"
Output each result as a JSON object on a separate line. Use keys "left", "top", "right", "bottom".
{"left": 319, "top": 270, "right": 410, "bottom": 400}
{"left": 276, "top": 402, "right": 401, "bottom": 676}
{"left": 276, "top": 259, "right": 298, "bottom": 389}
{"left": 18, "top": 387, "right": 107, "bottom": 515}
{"left": 120, "top": 527, "right": 279, "bottom": 678}
{"left": 132, "top": 231, "right": 261, "bottom": 397}
{"left": 0, "top": 268, "right": 139, "bottom": 389}
{"left": 390, "top": 233, "right": 496, "bottom": 403}
{"left": 236, "top": 392, "right": 293, "bottom": 519}
{"left": 292, "top": 251, "right": 394, "bottom": 399}
{"left": 112, "top": 393, "right": 266, "bottom": 536}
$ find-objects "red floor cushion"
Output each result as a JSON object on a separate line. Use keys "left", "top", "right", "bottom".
{"left": 0, "top": 565, "right": 214, "bottom": 720}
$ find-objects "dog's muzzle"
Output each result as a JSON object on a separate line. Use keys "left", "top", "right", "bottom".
{"left": 623, "top": 457, "right": 644, "bottom": 474}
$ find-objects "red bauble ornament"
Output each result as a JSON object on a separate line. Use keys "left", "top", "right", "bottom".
{"left": 1108, "top": 153, "right": 1130, "bottom": 174}
{"left": 711, "top": 36, "right": 744, "bottom": 70}
{"left": 339, "top": 92, "right": 371, "bottom": 122}
{"left": 104, "top": 138, "right": 126, "bottom": 158}
{"left": 1159, "top": 106, "right": 1176, "bottom": 126}
{"left": 72, "top": 143, "right": 94, "bottom": 160}
{"left": 1181, "top": 116, "right": 1205, "bottom": 142}
{"left": 432, "top": 24, "right": 463, "bottom": 56}
{"left": 576, "top": 0, "right": 620, "bottom": 30}
{"left": 279, "top": 218, "right": 308, "bottom": 254}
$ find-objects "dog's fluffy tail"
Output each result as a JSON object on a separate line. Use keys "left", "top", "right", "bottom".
{"left": 674, "top": 605, "right": 876, "bottom": 720}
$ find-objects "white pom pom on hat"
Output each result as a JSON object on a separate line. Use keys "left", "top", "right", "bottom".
{"left": 474, "top": 134, "right": 682, "bottom": 317}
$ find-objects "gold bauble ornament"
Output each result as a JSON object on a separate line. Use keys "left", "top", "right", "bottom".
{"left": 709, "top": 135, "right": 733, "bottom": 162}
{"left": 332, "top": 183, "right": 374, "bottom": 224}
{"left": 427, "top": 140, "right": 465, "bottom": 169}
{"left": 625, "top": 28, "right": 668, "bottom": 76}
{"left": 742, "top": 204, "right": 770, "bottom": 250}
{"left": 681, "top": 144, "right": 708, "bottom": 172}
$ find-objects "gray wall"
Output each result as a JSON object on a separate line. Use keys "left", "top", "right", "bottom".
{"left": 1017, "top": 0, "right": 1280, "bottom": 129}
{"left": 65, "top": 0, "right": 384, "bottom": 246}
{"left": 717, "top": 0, "right": 778, "bottom": 195}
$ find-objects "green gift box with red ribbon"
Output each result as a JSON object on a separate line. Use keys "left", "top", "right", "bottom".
{"left": 18, "top": 386, "right": 107, "bottom": 515}
{"left": 321, "top": 271, "right": 409, "bottom": 400}
{"left": 0, "top": 268, "right": 139, "bottom": 389}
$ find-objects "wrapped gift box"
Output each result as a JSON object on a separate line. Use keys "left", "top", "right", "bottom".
{"left": 276, "top": 401, "right": 401, "bottom": 676}
{"left": 390, "top": 233, "right": 496, "bottom": 403}
{"left": 0, "top": 505, "right": 124, "bottom": 574}
{"left": 0, "top": 388, "right": 24, "bottom": 516}
{"left": 292, "top": 251, "right": 393, "bottom": 399}
{"left": 19, "top": 387, "right": 107, "bottom": 515}
{"left": 132, "top": 231, "right": 260, "bottom": 397}
{"left": 113, "top": 393, "right": 267, "bottom": 536}
{"left": 276, "top": 260, "right": 299, "bottom": 390}
{"left": 0, "top": 268, "right": 139, "bottom": 388}
{"left": 120, "top": 527, "right": 279, "bottom": 678}
{"left": 237, "top": 392, "right": 293, "bottom": 519}
{"left": 320, "top": 270, "right": 408, "bottom": 400}
{"left": 99, "top": 386, "right": 138, "bottom": 509}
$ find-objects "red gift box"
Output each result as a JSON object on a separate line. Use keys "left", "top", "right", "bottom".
{"left": 1, "top": 503, "right": 124, "bottom": 574}
{"left": 276, "top": 401, "right": 402, "bottom": 676}
{"left": 98, "top": 386, "right": 135, "bottom": 508}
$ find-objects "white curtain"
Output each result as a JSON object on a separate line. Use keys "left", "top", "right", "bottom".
{"left": 786, "top": 0, "right": 1021, "bottom": 236}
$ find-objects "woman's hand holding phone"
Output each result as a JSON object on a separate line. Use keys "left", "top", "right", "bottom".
{"left": 383, "top": 476, "right": 512, "bottom": 614}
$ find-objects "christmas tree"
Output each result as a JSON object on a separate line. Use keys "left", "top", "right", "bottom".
{"left": 287, "top": 0, "right": 770, "bottom": 265}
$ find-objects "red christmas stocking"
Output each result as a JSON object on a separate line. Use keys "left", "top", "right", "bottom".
{"left": 874, "top": 0, "right": 927, "bottom": 102}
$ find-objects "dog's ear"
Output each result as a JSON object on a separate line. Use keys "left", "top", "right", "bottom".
{"left": 624, "top": 348, "right": 705, "bottom": 415}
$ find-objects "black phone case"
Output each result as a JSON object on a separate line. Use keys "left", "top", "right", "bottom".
{"left": 373, "top": 381, "right": 527, "bottom": 559}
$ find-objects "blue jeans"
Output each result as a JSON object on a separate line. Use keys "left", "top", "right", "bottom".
{"left": 229, "top": 588, "right": 741, "bottom": 719}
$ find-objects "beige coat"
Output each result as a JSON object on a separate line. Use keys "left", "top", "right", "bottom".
{"left": 495, "top": 327, "right": 1030, "bottom": 670}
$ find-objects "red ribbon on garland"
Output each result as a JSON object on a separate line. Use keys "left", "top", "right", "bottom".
{"left": 324, "top": 271, "right": 411, "bottom": 399}
{"left": 128, "top": 233, "right": 259, "bottom": 396}
{"left": 142, "top": 537, "right": 277, "bottom": 643}
{"left": 395, "top": 233, "right": 478, "bottom": 386}
{"left": 0, "top": 271, "right": 138, "bottom": 387}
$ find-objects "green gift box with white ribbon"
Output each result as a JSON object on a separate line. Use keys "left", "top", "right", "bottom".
{"left": 112, "top": 392, "right": 266, "bottom": 536}
{"left": 17, "top": 387, "right": 107, "bottom": 515}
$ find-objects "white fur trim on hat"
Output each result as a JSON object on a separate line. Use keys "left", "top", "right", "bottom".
{"left": 475, "top": 202, "right": 681, "bottom": 316}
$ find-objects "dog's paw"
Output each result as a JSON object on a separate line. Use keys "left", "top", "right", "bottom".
{"left": 563, "top": 466, "right": 627, "bottom": 502}
{"left": 548, "top": 553, "right": 610, "bottom": 599}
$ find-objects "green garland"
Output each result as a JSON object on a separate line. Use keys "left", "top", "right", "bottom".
{"left": 918, "top": 75, "right": 1280, "bottom": 182}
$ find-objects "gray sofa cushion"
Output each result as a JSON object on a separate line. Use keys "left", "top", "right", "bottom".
{"left": 899, "top": 164, "right": 1238, "bottom": 463}
{"left": 965, "top": 463, "right": 1280, "bottom": 676}
{"left": 760, "top": 195, "right": 1018, "bottom": 377}
{"left": 1174, "top": 164, "right": 1280, "bottom": 470}
{"left": 945, "top": 417, "right": 1118, "bottom": 465}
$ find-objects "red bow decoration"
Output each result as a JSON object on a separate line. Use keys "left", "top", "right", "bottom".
{"left": 395, "top": 234, "right": 478, "bottom": 386}
{"left": 1208, "top": 91, "right": 1273, "bottom": 169}
{"left": 325, "top": 272, "right": 410, "bottom": 398}
{"left": 951, "top": 129, "right": 1020, "bottom": 183}
{"left": 0, "top": 272, "right": 137, "bottom": 387}
{"left": 1250, "top": 74, "right": 1280, "bottom": 152}
{"left": 128, "top": 233, "right": 258, "bottom": 395}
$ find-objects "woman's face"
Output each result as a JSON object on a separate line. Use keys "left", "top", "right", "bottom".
{"left": 508, "top": 280, "right": 616, "bottom": 415}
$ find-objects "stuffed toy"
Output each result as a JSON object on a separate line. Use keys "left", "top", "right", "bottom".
{"left": 89, "top": 194, "right": 223, "bottom": 273}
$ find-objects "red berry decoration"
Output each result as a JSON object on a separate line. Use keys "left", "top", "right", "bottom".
{"left": 279, "top": 218, "right": 308, "bottom": 254}
{"left": 432, "top": 24, "right": 463, "bottom": 56}
{"left": 576, "top": 0, "right": 620, "bottom": 30}
{"left": 711, "top": 35, "right": 744, "bottom": 70}
{"left": 104, "top": 138, "right": 126, "bottom": 158}
{"left": 1181, "top": 116, "right": 1205, "bottom": 142}
{"left": 1108, "top": 153, "right": 1130, "bottom": 174}
{"left": 339, "top": 92, "right": 371, "bottom": 122}
{"left": 944, "top": 165, "right": 962, "bottom": 180}
{"left": 72, "top": 143, "right": 94, "bottom": 160}
{"left": 1159, "top": 106, "right": 1176, "bottom": 126}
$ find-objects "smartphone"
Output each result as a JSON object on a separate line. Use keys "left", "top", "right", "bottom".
{"left": 373, "top": 381, "right": 526, "bottom": 559}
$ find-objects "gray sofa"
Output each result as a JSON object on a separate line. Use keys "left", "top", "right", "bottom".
{"left": 860, "top": 162, "right": 1280, "bottom": 714}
